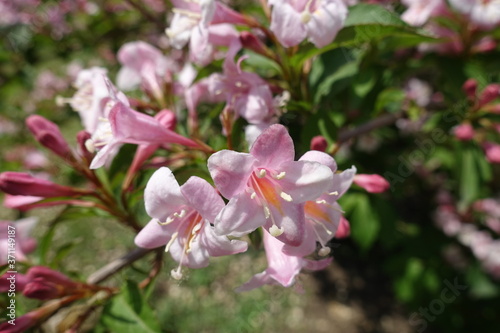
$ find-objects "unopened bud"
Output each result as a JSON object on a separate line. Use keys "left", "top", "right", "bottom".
{"left": 26, "top": 115, "right": 73, "bottom": 160}
{"left": 453, "top": 123, "right": 475, "bottom": 141}
{"left": 0, "top": 172, "right": 90, "bottom": 197}
{"left": 335, "top": 216, "right": 350, "bottom": 239}
{"left": 479, "top": 84, "right": 500, "bottom": 107}
{"left": 353, "top": 174, "right": 390, "bottom": 193}
{"left": 462, "top": 79, "right": 478, "bottom": 100}
{"left": 310, "top": 136, "right": 328, "bottom": 152}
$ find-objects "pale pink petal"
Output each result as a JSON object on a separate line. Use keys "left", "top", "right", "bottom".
{"left": 235, "top": 271, "right": 274, "bottom": 292}
{"left": 144, "top": 167, "right": 186, "bottom": 221}
{"left": 270, "top": 1, "right": 307, "bottom": 47}
{"left": 305, "top": 1, "right": 347, "bottom": 48}
{"left": 134, "top": 218, "right": 171, "bottom": 249}
{"left": 169, "top": 238, "right": 210, "bottom": 268}
{"left": 250, "top": 124, "right": 295, "bottom": 169}
{"left": 202, "top": 226, "right": 248, "bottom": 256}
{"left": 302, "top": 257, "right": 333, "bottom": 270}
{"left": 267, "top": 202, "right": 306, "bottom": 247}
{"left": 299, "top": 150, "right": 337, "bottom": 172}
{"left": 180, "top": 176, "right": 225, "bottom": 222}
{"left": 282, "top": 218, "right": 317, "bottom": 257}
{"left": 116, "top": 66, "right": 142, "bottom": 91}
{"left": 214, "top": 192, "right": 266, "bottom": 237}
{"left": 331, "top": 166, "right": 357, "bottom": 198}
{"left": 208, "top": 150, "right": 256, "bottom": 199}
{"left": 278, "top": 161, "right": 333, "bottom": 203}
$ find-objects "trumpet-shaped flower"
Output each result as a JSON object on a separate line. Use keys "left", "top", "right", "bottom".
{"left": 208, "top": 124, "right": 333, "bottom": 246}
{"left": 269, "top": 0, "right": 348, "bottom": 48}
{"left": 236, "top": 230, "right": 332, "bottom": 291}
{"left": 401, "top": 0, "right": 446, "bottom": 26}
{"left": 282, "top": 151, "right": 356, "bottom": 256}
{"left": 135, "top": 167, "right": 247, "bottom": 279}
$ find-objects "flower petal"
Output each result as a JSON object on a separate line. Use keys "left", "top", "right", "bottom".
{"left": 282, "top": 222, "right": 317, "bottom": 257}
{"left": 267, "top": 202, "right": 306, "bottom": 247}
{"left": 235, "top": 271, "right": 274, "bottom": 292}
{"left": 169, "top": 238, "right": 210, "bottom": 269}
{"left": 279, "top": 160, "right": 333, "bottom": 203}
{"left": 331, "top": 166, "right": 357, "bottom": 198}
{"left": 299, "top": 150, "right": 337, "bottom": 172}
{"left": 270, "top": 1, "right": 307, "bottom": 47}
{"left": 144, "top": 167, "right": 186, "bottom": 221}
{"left": 208, "top": 150, "right": 256, "bottom": 199}
{"left": 202, "top": 225, "right": 248, "bottom": 257}
{"left": 134, "top": 218, "right": 170, "bottom": 249}
{"left": 180, "top": 176, "right": 225, "bottom": 222}
{"left": 250, "top": 124, "right": 295, "bottom": 168}
{"left": 214, "top": 192, "right": 266, "bottom": 237}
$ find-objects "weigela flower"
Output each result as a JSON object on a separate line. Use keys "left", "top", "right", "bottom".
{"left": 353, "top": 174, "right": 390, "bottom": 193}
{"left": 449, "top": 0, "right": 500, "bottom": 29}
{"left": 236, "top": 230, "right": 332, "bottom": 291}
{"left": 135, "top": 167, "right": 248, "bottom": 279}
{"left": 116, "top": 41, "right": 173, "bottom": 93}
{"left": 283, "top": 151, "right": 356, "bottom": 256}
{"left": 208, "top": 124, "right": 334, "bottom": 246}
{"left": 269, "top": 0, "right": 348, "bottom": 48}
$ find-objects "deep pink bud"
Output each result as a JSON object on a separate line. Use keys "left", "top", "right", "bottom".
{"left": 335, "top": 216, "right": 350, "bottom": 238}
{"left": 310, "top": 136, "right": 328, "bottom": 152}
{"left": 353, "top": 174, "right": 390, "bottom": 193}
{"left": 0, "top": 272, "right": 29, "bottom": 293}
{"left": 26, "top": 115, "right": 73, "bottom": 160}
{"left": 0, "top": 311, "right": 39, "bottom": 332}
{"left": 240, "top": 31, "right": 273, "bottom": 59}
{"left": 462, "top": 79, "right": 478, "bottom": 100}
{"left": 483, "top": 142, "right": 500, "bottom": 164}
{"left": 156, "top": 109, "right": 177, "bottom": 131}
{"left": 23, "top": 279, "right": 63, "bottom": 300}
{"left": 23, "top": 266, "right": 80, "bottom": 300}
{"left": 479, "top": 84, "right": 500, "bottom": 107}
{"left": 26, "top": 266, "right": 76, "bottom": 286}
{"left": 453, "top": 123, "right": 475, "bottom": 141}
{"left": 0, "top": 172, "right": 89, "bottom": 197}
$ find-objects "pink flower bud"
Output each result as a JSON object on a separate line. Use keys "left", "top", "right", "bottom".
{"left": 25, "top": 115, "right": 73, "bottom": 160}
{"left": 22, "top": 266, "right": 80, "bottom": 300}
{"left": 462, "top": 79, "right": 478, "bottom": 100}
{"left": 156, "top": 109, "right": 177, "bottom": 131}
{"left": 483, "top": 142, "right": 500, "bottom": 164}
{"left": 0, "top": 172, "right": 89, "bottom": 197}
{"left": 310, "top": 136, "right": 328, "bottom": 152}
{"left": 23, "top": 279, "right": 63, "bottom": 300}
{"left": 335, "top": 216, "right": 350, "bottom": 238}
{"left": 26, "top": 266, "right": 76, "bottom": 287}
{"left": 240, "top": 31, "right": 273, "bottom": 59}
{"left": 453, "top": 123, "right": 475, "bottom": 141}
{"left": 479, "top": 84, "right": 500, "bottom": 107}
{"left": 0, "top": 311, "right": 39, "bottom": 332}
{"left": 0, "top": 272, "right": 29, "bottom": 293}
{"left": 353, "top": 174, "right": 390, "bottom": 193}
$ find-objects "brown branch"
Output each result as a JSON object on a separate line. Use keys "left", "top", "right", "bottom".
{"left": 337, "top": 111, "right": 404, "bottom": 144}
{"left": 86, "top": 247, "right": 158, "bottom": 285}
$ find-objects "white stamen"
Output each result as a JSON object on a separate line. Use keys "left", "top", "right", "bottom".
{"left": 316, "top": 199, "right": 327, "bottom": 204}
{"left": 158, "top": 216, "right": 175, "bottom": 225}
{"left": 235, "top": 81, "right": 243, "bottom": 87}
{"left": 280, "top": 192, "right": 293, "bottom": 202}
{"left": 318, "top": 247, "right": 331, "bottom": 256}
{"left": 258, "top": 169, "right": 267, "bottom": 178}
{"left": 85, "top": 139, "right": 96, "bottom": 153}
{"left": 264, "top": 206, "right": 271, "bottom": 219}
{"left": 328, "top": 191, "right": 339, "bottom": 196}
{"left": 171, "top": 268, "right": 183, "bottom": 280}
{"left": 250, "top": 192, "right": 257, "bottom": 199}
{"left": 301, "top": 11, "right": 311, "bottom": 24}
{"left": 174, "top": 209, "right": 186, "bottom": 218}
{"left": 269, "top": 224, "right": 284, "bottom": 237}
{"left": 165, "top": 232, "right": 179, "bottom": 253}
{"left": 172, "top": 8, "right": 202, "bottom": 19}
{"left": 274, "top": 172, "right": 286, "bottom": 180}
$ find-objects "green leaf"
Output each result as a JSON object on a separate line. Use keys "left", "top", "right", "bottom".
{"left": 459, "top": 145, "right": 480, "bottom": 207}
{"left": 353, "top": 69, "right": 377, "bottom": 98}
{"left": 341, "top": 193, "right": 381, "bottom": 251}
{"left": 375, "top": 88, "right": 406, "bottom": 114}
{"left": 344, "top": 4, "right": 406, "bottom": 27}
{"left": 101, "top": 280, "right": 162, "bottom": 333}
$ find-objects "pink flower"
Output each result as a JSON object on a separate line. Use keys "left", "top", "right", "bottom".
{"left": 310, "top": 136, "right": 328, "bottom": 152}
{"left": 0, "top": 217, "right": 38, "bottom": 265}
{"left": 116, "top": 41, "right": 172, "bottom": 94}
{"left": 282, "top": 151, "right": 356, "bottom": 256}
{"left": 57, "top": 67, "right": 113, "bottom": 134}
{"left": 135, "top": 167, "right": 247, "bottom": 279}
{"left": 189, "top": 23, "right": 240, "bottom": 66}
{"left": 453, "top": 123, "right": 475, "bottom": 141}
{"left": 236, "top": 230, "right": 331, "bottom": 291}
{"left": 483, "top": 141, "right": 500, "bottom": 164}
{"left": 88, "top": 86, "right": 198, "bottom": 169}
{"left": 401, "top": 0, "right": 446, "bottom": 26}
{"left": 207, "top": 42, "right": 276, "bottom": 124}
{"left": 208, "top": 124, "right": 333, "bottom": 246}
{"left": 269, "top": 0, "right": 348, "bottom": 48}
{"left": 353, "top": 174, "right": 390, "bottom": 193}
